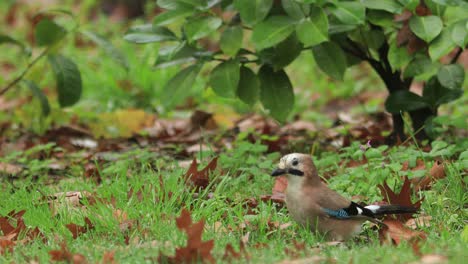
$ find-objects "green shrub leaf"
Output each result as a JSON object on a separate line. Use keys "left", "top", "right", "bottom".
{"left": 184, "top": 16, "right": 222, "bottom": 41}
{"left": 35, "top": 18, "right": 66, "bottom": 46}
{"left": 312, "top": 42, "right": 347, "bottom": 81}
{"left": 48, "top": 54, "right": 82, "bottom": 107}
{"left": 403, "top": 56, "right": 438, "bottom": 78}
{"left": 361, "top": 0, "right": 403, "bottom": 13}
{"left": 295, "top": 7, "right": 328, "bottom": 47}
{"left": 237, "top": 66, "right": 260, "bottom": 106}
{"left": 259, "top": 33, "right": 303, "bottom": 70}
{"left": 23, "top": 80, "right": 50, "bottom": 116}
{"left": 220, "top": 26, "right": 243, "bottom": 56}
{"left": 423, "top": 77, "right": 463, "bottom": 108}
{"left": 429, "top": 28, "right": 456, "bottom": 61}
{"left": 153, "top": 8, "right": 193, "bottom": 26}
{"left": 282, "top": 0, "right": 309, "bottom": 20}
{"left": 155, "top": 42, "right": 199, "bottom": 68}
{"left": 437, "top": 64, "right": 465, "bottom": 89}
{"left": 209, "top": 60, "right": 240, "bottom": 98}
{"left": 330, "top": 2, "right": 365, "bottom": 25}
{"left": 388, "top": 42, "right": 412, "bottom": 71}
{"left": 124, "top": 24, "right": 177, "bottom": 43}
{"left": 409, "top": 16, "right": 443, "bottom": 42}
{"left": 162, "top": 64, "right": 202, "bottom": 106}
{"left": 252, "top": 16, "right": 296, "bottom": 50}
{"left": 259, "top": 65, "right": 294, "bottom": 122}
{"left": 234, "top": 0, "right": 273, "bottom": 26}
{"left": 385, "top": 90, "right": 429, "bottom": 113}
{"left": 451, "top": 20, "right": 468, "bottom": 47}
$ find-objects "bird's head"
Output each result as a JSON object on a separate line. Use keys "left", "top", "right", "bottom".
{"left": 271, "top": 153, "right": 319, "bottom": 186}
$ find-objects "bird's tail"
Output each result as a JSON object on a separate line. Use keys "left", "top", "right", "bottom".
{"left": 364, "top": 204, "right": 418, "bottom": 216}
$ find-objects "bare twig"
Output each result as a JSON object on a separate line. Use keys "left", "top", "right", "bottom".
{"left": 0, "top": 47, "right": 50, "bottom": 96}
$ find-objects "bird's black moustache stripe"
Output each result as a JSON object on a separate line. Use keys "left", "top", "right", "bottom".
{"left": 288, "top": 169, "right": 304, "bottom": 176}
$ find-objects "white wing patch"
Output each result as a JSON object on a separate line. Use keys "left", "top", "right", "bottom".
{"left": 364, "top": 205, "right": 381, "bottom": 213}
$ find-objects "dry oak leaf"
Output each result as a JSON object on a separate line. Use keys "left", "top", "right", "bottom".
{"left": 184, "top": 157, "right": 218, "bottom": 190}
{"left": 66, "top": 217, "right": 94, "bottom": 239}
{"left": 379, "top": 219, "right": 427, "bottom": 246}
{"left": 159, "top": 209, "right": 215, "bottom": 264}
{"left": 275, "top": 256, "right": 328, "bottom": 264}
{"left": 377, "top": 176, "right": 423, "bottom": 222}
{"left": 0, "top": 234, "right": 16, "bottom": 255}
{"left": 49, "top": 242, "right": 87, "bottom": 264}
{"left": 412, "top": 161, "right": 446, "bottom": 192}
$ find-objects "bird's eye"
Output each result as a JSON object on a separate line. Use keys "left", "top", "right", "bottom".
{"left": 292, "top": 159, "right": 299, "bottom": 166}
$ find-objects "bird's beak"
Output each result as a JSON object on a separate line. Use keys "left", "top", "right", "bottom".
{"left": 271, "top": 168, "right": 287, "bottom": 177}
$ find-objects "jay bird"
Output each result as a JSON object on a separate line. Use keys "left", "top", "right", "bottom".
{"left": 271, "top": 153, "right": 418, "bottom": 241}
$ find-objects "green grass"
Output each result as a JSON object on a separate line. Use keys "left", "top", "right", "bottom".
{"left": 1, "top": 139, "right": 467, "bottom": 263}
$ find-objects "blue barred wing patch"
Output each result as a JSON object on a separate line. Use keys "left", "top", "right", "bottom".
{"left": 323, "top": 208, "right": 350, "bottom": 219}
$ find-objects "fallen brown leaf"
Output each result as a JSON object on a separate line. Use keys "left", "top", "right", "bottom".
{"left": 49, "top": 242, "right": 87, "bottom": 264}
{"left": 66, "top": 217, "right": 94, "bottom": 239}
{"left": 183, "top": 157, "right": 218, "bottom": 190}
{"left": 377, "top": 177, "right": 423, "bottom": 222}
{"left": 159, "top": 209, "right": 215, "bottom": 264}
{"left": 101, "top": 251, "right": 116, "bottom": 264}
{"left": 405, "top": 215, "right": 432, "bottom": 229}
{"left": 412, "top": 161, "right": 446, "bottom": 191}
{"left": 412, "top": 254, "right": 448, "bottom": 264}
{"left": 379, "top": 219, "right": 426, "bottom": 246}
{"left": 275, "top": 256, "right": 328, "bottom": 264}
{"left": 0, "top": 162, "right": 23, "bottom": 175}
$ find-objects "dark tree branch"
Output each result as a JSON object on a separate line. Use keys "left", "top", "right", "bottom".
{"left": 450, "top": 47, "right": 464, "bottom": 64}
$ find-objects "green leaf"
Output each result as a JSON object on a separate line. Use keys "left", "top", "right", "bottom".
{"left": 403, "top": 56, "right": 438, "bottom": 78}
{"left": 23, "top": 80, "right": 50, "bottom": 116}
{"left": 124, "top": 24, "right": 177, "bottom": 43}
{"left": 361, "top": 0, "right": 403, "bottom": 13}
{"left": 220, "top": 26, "right": 243, "bottom": 56}
{"left": 259, "top": 33, "right": 303, "bottom": 70}
{"left": 237, "top": 66, "right": 260, "bottom": 105}
{"left": 295, "top": 7, "right": 328, "bottom": 47}
{"left": 281, "top": 0, "right": 309, "bottom": 20}
{"left": 409, "top": 16, "right": 443, "bottom": 42}
{"left": 349, "top": 29, "right": 385, "bottom": 50}
{"left": 0, "top": 34, "right": 29, "bottom": 54}
{"left": 330, "top": 2, "right": 365, "bottom": 25}
{"left": 81, "top": 30, "right": 128, "bottom": 70}
{"left": 385, "top": 90, "right": 429, "bottom": 113}
{"left": 258, "top": 65, "right": 294, "bottom": 122}
{"left": 423, "top": 76, "right": 463, "bottom": 108}
{"left": 251, "top": 16, "right": 296, "bottom": 50}
{"left": 35, "top": 18, "right": 66, "bottom": 46}
{"left": 451, "top": 20, "right": 468, "bottom": 47}
{"left": 156, "top": 0, "right": 193, "bottom": 10}
{"left": 184, "top": 16, "right": 222, "bottom": 41}
{"left": 311, "top": 42, "right": 347, "bottom": 81}
{"left": 47, "top": 54, "right": 82, "bottom": 107}
{"left": 209, "top": 60, "right": 240, "bottom": 98}
{"left": 388, "top": 42, "right": 412, "bottom": 71}
{"left": 162, "top": 64, "right": 202, "bottom": 105}
{"left": 153, "top": 8, "right": 193, "bottom": 26}
{"left": 437, "top": 64, "right": 465, "bottom": 89}
{"left": 367, "top": 10, "right": 395, "bottom": 27}
{"left": 429, "top": 28, "right": 456, "bottom": 61}
{"left": 234, "top": 0, "right": 273, "bottom": 26}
